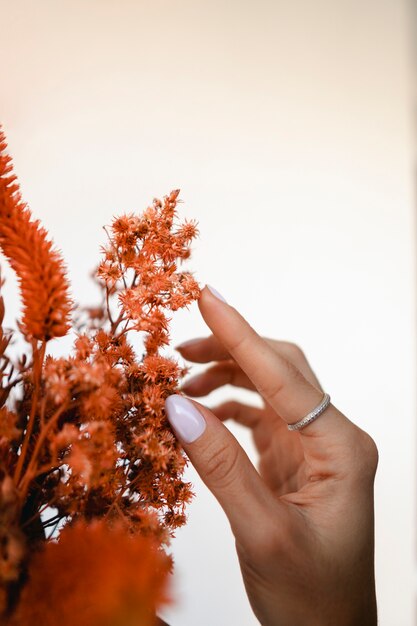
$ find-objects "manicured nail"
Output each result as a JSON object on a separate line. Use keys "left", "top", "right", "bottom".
{"left": 165, "top": 395, "right": 206, "bottom": 443}
{"left": 175, "top": 338, "right": 202, "bottom": 351}
{"left": 206, "top": 284, "right": 227, "bottom": 303}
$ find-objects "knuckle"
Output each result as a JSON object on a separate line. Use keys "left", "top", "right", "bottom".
{"left": 226, "top": 327, "right": 258, "bottom": 355}
{"left": 257, "top": 358, "right": 303, "bottom": 403}
{"left": 283, "top": 342, "right": 305, "bottom": 362}
{"left": 360, "top": 432, "right": 379, "bottom": 473}
{"left": 257, "top": 378, "right": 284, "bottom": 404}
{"left": 226, "top": 332, "right": 248, "bottom": 355}
{"left": 350, "top": 429, "right": 379, "bottom": 478}
{"left": 204, "top": 440, "right": 241, "bottom": 489}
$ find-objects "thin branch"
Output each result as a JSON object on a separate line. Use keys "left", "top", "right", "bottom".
{"left": 14, "top": 340, "right": 46, "bottom": 485}
{"left": 18, "top": 403, "right": 69, "bottom": 497}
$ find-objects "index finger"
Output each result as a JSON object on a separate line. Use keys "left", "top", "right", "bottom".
{"left": 198, "top": 286, "right": 359, "bottom": 468}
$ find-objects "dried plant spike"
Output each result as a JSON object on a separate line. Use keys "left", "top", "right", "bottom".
{"left": 0, "top": 127, "right": 201, "bottom": 624}
{"left": 0, "top": 129, "right": 72, "bottom": 341}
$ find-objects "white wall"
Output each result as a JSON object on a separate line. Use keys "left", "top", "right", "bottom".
{"left": 1, "top": 1, "right": 415, "bottom": 624}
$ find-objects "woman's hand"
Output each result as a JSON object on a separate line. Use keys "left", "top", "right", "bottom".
{"left": 179, "top": 335, "right": 323, "bottom": 499}
{"left": 165, "top": 286, "right": 378, "bottom": 626}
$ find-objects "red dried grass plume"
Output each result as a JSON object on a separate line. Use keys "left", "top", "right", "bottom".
{"left": 0, "top": 129, "right": 72, "bottom": 341}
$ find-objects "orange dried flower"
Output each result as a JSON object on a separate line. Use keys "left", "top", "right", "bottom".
{"left": 0, "top": 127, "right": 201, "bottom": 624}
{"left": 12, "top": 520, "right": 170, "bottom": 626}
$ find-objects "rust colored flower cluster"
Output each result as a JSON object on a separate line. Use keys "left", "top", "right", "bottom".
{"left": 0, "top": 128, "right": 200, "bottom": 625}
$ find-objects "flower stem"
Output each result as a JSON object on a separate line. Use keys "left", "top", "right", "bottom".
{"left": 14, "top": 340, "right": 46, "bottom": 486}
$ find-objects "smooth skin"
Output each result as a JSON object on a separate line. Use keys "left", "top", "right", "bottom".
{"left": 169, "top": 286, "right": 378, "bottom": 626}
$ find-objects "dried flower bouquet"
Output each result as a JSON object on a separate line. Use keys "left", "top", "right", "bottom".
{"left": 0, "top": 128, "right": 200, "bottom": 625}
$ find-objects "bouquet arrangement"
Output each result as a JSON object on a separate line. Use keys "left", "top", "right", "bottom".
{"left": 0, "top": 128, "right": 200, "bottom": 625}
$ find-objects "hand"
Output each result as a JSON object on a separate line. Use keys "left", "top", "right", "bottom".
{"left": 165, "top": 286, "right": 378, "bottom": 626}
{"left": 179, "top": 334, "right": 324, "bottom": 499}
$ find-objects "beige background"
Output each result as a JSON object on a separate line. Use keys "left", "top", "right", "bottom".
{"left": 1, "top": 1, "right": 415, "bottom": 624}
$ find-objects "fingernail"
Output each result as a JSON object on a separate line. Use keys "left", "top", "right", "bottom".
{"left": 175, "top": 338, "right": 202, "bottom": 351}
{"left": 165, "top": 395, "right": 206, "bottom": 443}
{"left": 206, "top": 284, "right": 227, "bottom": 303}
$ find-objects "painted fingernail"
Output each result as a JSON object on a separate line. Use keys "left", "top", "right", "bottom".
{"left": 206, "top": 284, "right": 227, "bottom": 303}
{"left": 165, "top": 395, "right": 206, "bottom": 443}
{"left": 175, "top": 338, "right": 202, "bottom": 351}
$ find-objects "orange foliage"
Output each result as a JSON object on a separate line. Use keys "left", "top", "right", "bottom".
{"left": 12, "top": 520, "right": 170, "bottom": 626}
{"left": 0, "top": 127, "right": 200, "bottom": 624}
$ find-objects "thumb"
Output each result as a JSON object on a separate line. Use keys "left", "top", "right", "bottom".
{"left": 164, "top": 394, "right": 280, "bottom": 544}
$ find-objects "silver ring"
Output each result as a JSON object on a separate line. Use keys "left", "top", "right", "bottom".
{"left": 287, "top": 393, "right": 331, "bottom": 431}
